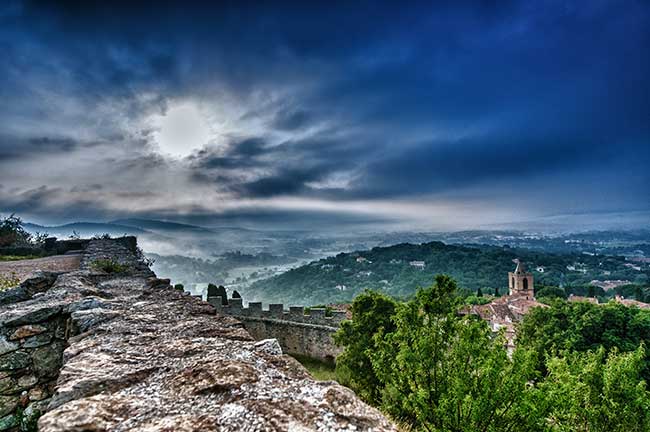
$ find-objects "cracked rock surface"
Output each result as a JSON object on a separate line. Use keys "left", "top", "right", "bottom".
{"left": 2, "top": 239, "right": 394, "bottom": 431}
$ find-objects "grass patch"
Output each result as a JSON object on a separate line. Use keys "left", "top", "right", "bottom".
{"left": 0, "top": 272, "right": 20, "bottom": 291}
{"left": 291, "top": 354, "right": 337, "bottom": 381}
{"left": 91, "top": 259, "right": 128, "bottom": 274}
{"left": 0, "top": 255, "right": 41, "bottom": 262}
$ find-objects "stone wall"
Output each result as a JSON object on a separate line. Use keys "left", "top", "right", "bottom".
{"left": 0, "top": 237, "right": 153, "bottom": 430}
{"left": 0, "top": 238, "right": 394, "bottom": 431}
{"left": 210, "top": 298, "right": 345, "bottom": 362}
{"left": 0, "top": 306, "right": 67, "bottom": 430}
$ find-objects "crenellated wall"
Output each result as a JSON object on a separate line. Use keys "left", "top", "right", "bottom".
{"left": 208, "top": 297, "right": 345, "bottom": 362}
{"left": 0, "top": 238, "right": 394, "bottom": 431}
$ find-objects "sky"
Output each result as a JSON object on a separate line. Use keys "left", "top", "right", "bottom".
{"left": 0, "top": 0, "right": 648, "bottom": 231}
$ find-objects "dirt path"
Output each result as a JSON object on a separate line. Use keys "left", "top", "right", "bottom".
{"left": 0, "top": 254, "right": 81, "bottom": 282}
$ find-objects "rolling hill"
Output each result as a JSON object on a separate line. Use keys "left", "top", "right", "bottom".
{"left": 246, "top": 241, "right": 649, "bottom": 305}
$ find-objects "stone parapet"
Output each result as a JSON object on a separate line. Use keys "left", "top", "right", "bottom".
{"left": 211, "top": 298, "right": 348, "bottom": 327}
{"left": 0, "top": 238, "right": 394, "bottom": 431}
{"left": 210, "top": 299, "right": 347, "bottom": 362}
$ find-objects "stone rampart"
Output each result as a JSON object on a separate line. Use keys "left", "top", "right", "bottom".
{"left": 0, "top": 238, "right": 394, "bottom": 431}
{"left": 208, "top": 298, "right": 344, "bottom": 362}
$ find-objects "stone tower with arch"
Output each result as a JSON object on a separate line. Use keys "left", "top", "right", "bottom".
{"left": 508, "top": 260, "right": 534, "bottom": 298}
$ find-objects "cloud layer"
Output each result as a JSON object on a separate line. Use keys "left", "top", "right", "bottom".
{"left": 0, "top": 0, "right": 648, "bottom": 229}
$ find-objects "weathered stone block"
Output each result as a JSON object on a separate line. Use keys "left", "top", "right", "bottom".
{"left": 17, "top": 375, "right": 38, "bottom": 390}
{"left": 3, "top": 306, "right": 62, "bottom": 327}
{"left": 9, "top": 324, "right": 48, "bottom": 340}
{"left": 0, "top": 413, "right": 18, "bottom": 431}
{"left": 67, "top": 297, "right": 111, "bottom": 313}
{"left": 229, "top": 298, "right": 243, "bottom": 311}
{"left": 0, "top": 373, "right": 37, "bottom": 396}
{"left": 0, "top": 377, "right": 15, "bottom": 395}
{"left": 289, "top": 306, "right": 305, "bottom": 322}
{"left": 23, "top": 332, "right": 53, "bottom": 348}
{"left": 0, "top": 396, "right": 18, "bottom": 417}
{"left": 28, "top": 386, "right": 48, "bottom": 401}
{"left": 0, "top": 351, "right": 30, "bottom": 371}
{"left": 247, "top": 302, "right": 262, "bottom": 317}
{"left": 307, "top": 308, "right": 326, "bottom": 324}
{"left": 0, "top": 338, "right": 18, "bottom": 357}
{"left": 269, "top": 304, "right": 284, "bottom": 319}
{"left": 71, "top": 308, "right": 119, "bottom": 333}
{"left": 32, "top": 342, "right": 64, "bottom": 379}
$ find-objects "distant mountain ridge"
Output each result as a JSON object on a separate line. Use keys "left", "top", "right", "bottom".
{"left": 24, "top": 221, "right": 148, "bottom": 236}
{"left": 109, "top": 218, "right": 216, "bottom": 234}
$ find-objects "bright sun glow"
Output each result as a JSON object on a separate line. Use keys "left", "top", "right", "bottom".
{"left": 152, "top": 102, "right": 211, "bottom": 158}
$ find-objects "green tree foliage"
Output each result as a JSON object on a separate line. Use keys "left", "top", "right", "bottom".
{"left": 335, "top": 275, "right": 650, "bottom": 431}
{"left": 333, "top": 290, "right": 397, "bottom": 405}
{"left": 477, "top": 287, "right": 483, "bottom": 297}
{"left": 538, "top": 346, "right": 650, "bottom": 431}
{"left": 232, "top": 289, "right": 242, "bottom": 299}
{"left": 0, "top": 215, "right": 33, "bottom": 247}
{"left": 535, "top": 286, "right": 568, "bottom": 300}
{"left": 517, "top": 300, "right": 650, "bottom": 380}
{"left": 207, "top": 283, "right": 228, "bottom": 305}
{"left": 371, "top": 275, "right": 541, "bottom": 431}
{"left": 587, "top": 285, "right": 596, "bottom": 298}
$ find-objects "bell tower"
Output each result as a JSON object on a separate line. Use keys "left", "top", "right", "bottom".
{"left": 508, "top": 260, "right": 534, "bottom": 298}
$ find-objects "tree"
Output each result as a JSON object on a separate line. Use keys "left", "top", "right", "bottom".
{"left": 587, "top": 285, "right": 596, "bottom": 298}
{"left": 0, "top": 214, "right": 32, "bottom": 247}
{"left": 232, "top": 290, "right": 242, "bottom": 299}
{"left": 494, "top": 286, "right": 500, "bottom": 297}
{"left": 477, "top": 287, "right": 483, "bottom": 297}
{"left": 333, "top": 290, "right": 397, "bottom": 405}
{"left": 370, "top": 275, "right": 541, "bottom": 431}
{"left": 535, "top": 286, "right": 567, "bottom": 300}
{"left": 517, "top": 300, "right": 650, "bottom": 380}
{"left": 207, "top": 283, "right": 228, "bottom": 305}
{"left": 207, "top": 283, "right": 218, "bottom": 297}
{"left": 538, "top": 346, "right": 650, "bottom": 431}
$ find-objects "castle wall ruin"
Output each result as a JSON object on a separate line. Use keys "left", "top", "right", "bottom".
{"left": 0, "top": 237, "right": 392, "bottom": 431}
{"left": 208, "top": 298, "right": 344, "bottom": 362}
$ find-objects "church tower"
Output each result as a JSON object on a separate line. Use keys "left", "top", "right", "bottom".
{"left": 508, "top": 260, "right": 534, "bottom": 298}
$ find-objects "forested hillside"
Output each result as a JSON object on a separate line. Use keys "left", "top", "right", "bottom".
{"left": 247, "top": 241, "right": 649, "bottom": 304}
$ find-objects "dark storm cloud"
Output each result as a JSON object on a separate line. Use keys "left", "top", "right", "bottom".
{"left": 0, "top": 136, "right": 82, "bottom": 159}
{"left": 189, "top": 133, "right": 375, "bottom": 198}
{"left": 0, "top": 0, "right": 648, "bottom": 225}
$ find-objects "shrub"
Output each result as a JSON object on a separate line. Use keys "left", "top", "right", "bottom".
{"left": 0, "top": 272, "right": 20, "bottom": 291}
{"left": 535, "top": 285, "right": 567, "bottom": 300}
{"left": 0, "top": 214, "right": 32, "bottom": 247}
{"left": 91, "top": 259, "right": 128, "bottom": 274}
{"left": 174, "top": 283, "right": 184, "bottom": 291}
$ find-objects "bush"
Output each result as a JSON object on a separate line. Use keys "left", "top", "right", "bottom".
{"left": 305, "top": 304, "right": 333, "bottom": 317}
{"left": 0, "top": 272, "right": 20, "bottom": 291}
{"left": 91, "top": 259, "right": 128, "bottom": 274}
{"left": 0, "top": 215, "right": 32, "bottom": 247}
{"left": 535, "top": 285, "right": 568, "bottom": 300}
{"left": 174, "top": 283, "right": 184, "bottom": 291}
{"left": 207, "top": 283, "right": 228, "bottom": 304}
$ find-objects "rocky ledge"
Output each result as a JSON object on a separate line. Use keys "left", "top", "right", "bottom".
{"left": 0, "top": 239, "right": 394, "bottom": 431}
